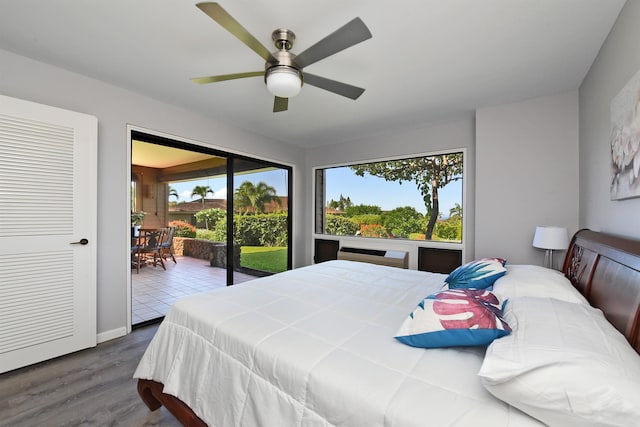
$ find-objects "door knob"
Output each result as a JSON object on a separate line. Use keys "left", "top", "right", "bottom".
{"left": 70, "top": 238, "right": 89, "bottom": 245}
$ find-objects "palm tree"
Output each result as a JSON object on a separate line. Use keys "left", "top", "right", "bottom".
{"left": 449, "top": 203, "right": 463, "bottom": 219}
{"left": 168, "top": 186, "right": 179, "bottom": 201}
{"left": 234, "top": 181, "right": 281, "bottom": 214}
{"left": 191, "top": 185, "right": 214, "bottom": 208}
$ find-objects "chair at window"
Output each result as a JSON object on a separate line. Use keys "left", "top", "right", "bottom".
{"left": 132, "top": 229, "right": 166, "bottom": 273}
{"left": 160, "top": 226, "right": 177, "bottom": 264}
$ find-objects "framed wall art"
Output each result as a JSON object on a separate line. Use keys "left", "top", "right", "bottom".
{"left": 610, "top": 68, "right": 640, "bottom": 200}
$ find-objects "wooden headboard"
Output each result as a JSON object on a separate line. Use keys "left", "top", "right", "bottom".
{"left": 562, "top": 229, "right": 640, "bottom": 352}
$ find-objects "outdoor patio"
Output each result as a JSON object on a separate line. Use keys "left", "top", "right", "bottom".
{"left": 132, "top": 254, "right": 257, "bottom": 324}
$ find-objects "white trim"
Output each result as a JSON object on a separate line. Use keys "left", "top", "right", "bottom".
{"left": 97, "top": 327, "right": 128, "bottom": 344}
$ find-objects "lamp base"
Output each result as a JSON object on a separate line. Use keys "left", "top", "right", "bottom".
{"left": 543, "top": 249, "right": 557, "bottom": 270}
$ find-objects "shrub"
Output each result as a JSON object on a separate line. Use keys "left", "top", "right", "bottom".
{"left": 408, "top": 233, "right": 426, "bottom": 240}
{"left": 211, "top": 219, "right": 227, "bottom": 242}
{"left": 236, "top": 213, "right": 288, "bottom": 247}
{"left": 434, "top": 217, "right": 462, "bottom": 241}
{"left": 169, "top": 220, "right": 196, "bottom": 238}
{"left": 210, "top": 213, "right": 288, "bottom": 247}
{"left": 359, "top": 223, "right": 389, "bottom": 238}
{"left": 195, "top": 229, "right": 218, "bottom": 241}
{"left": 325, "top": 214, "right": 359, "bottom": 236}
{"left": 349, "top": 214, "right": 381, "bottom": 227}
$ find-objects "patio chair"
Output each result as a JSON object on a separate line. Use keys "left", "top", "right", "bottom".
{"left": 160, "top": 226, "right": 177, "bottom": 264}
{"left": 132, "top": 229, "right": 166, "bottom": 273}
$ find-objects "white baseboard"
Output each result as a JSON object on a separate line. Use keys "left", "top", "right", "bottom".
{"left": 97, "top": 326, "right": 128, "bottom": 344}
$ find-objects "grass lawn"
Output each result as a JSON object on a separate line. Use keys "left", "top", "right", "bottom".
{"left": 241, "top": 246, "right": 287, "bottom": 273}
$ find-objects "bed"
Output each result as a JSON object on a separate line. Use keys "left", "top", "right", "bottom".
{"left": 134, "top": 229, "right": 640, "bottom": 426}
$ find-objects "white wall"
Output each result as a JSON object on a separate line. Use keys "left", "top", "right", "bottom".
{"left": 304, "top": 118, "right": 476, "bottom": 268}
{"left": 0, "top": 49, "right": 306, "bottom": 339}
{"left": 579, "top": 0, "right": 640, "bottom": 239}
{"left": 475, "top": 91, "right": 579, "bottom": 265}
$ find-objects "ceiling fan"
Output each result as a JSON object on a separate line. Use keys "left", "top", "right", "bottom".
{"left": 191, "top": 2, "right": 372, "bottom": 112}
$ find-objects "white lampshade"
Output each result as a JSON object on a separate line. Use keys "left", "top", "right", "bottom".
{"left": 532, "top": 226, "right": 569, "bottom": 270}
{"left": 266, "top": 66, "right": 302, "bottom": 98}
{"left": 532, "top": 226, "right": 569, "bottom": 250}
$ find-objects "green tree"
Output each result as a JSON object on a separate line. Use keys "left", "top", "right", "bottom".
{"left": 194, "top": 208, "right": 226, "bottom": 230}
{"left": 351, "top": 153, "right": 463, "bottom": 240}
{"left": 381, "top": 206, "right": 424, "bottom": 238}
{"left": 168, "top": 186, "right": 179, "bottom": 201}
{"left": 234, "top": 181, "right": 281, "bottom": 214}
{"left": 191, "top": 185, "right": 214, "bottom": 208}
{"left": 449, "top": 202, "right": 462, "bottom": 219}
{"left": 327, "top": 194, "right": 352, "bottom": 211}
{"left": 344, "top": 204, "right": 382, "bottom": 217}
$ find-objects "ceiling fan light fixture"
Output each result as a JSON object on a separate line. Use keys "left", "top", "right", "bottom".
{"left": 266, "top": 66, "right": 302, "bottom": 98}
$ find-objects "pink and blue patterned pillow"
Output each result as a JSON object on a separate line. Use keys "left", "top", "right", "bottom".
{"left": 445, "top": 258, "right": 507, "bottom": 290}
{"left": 395, "top": 289, "right": 511, "bottom": 348}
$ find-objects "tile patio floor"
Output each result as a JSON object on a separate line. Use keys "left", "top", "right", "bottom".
{"left": 131, "top": 255, "right": 257, "bottom": 325}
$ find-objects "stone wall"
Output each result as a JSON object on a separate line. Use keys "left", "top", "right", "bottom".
{"left": 174, "top": 237, "right": 240, "bottom": 268}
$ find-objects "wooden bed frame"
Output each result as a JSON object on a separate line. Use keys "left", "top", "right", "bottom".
{"left": 562, "top": 229, "right": 640, "bottom": 352}
{"left": 138, "top": 229, "right": 640, "bottom": 426}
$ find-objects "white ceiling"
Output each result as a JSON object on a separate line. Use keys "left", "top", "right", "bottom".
{"left": 0, "top": 1, "right": 626, "bottom": 148}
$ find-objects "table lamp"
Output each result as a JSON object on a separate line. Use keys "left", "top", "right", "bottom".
{"left": 532, "top": 226, "right": 569, "bottom": 269}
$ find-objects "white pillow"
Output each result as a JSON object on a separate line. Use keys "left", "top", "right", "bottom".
{"left": 478, "top": 297, "right": 640, "bottom": 427}
{"left": 492, "top": 264, "right": 588, "bottom": 305}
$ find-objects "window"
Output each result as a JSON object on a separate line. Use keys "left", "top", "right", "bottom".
{"left": 315, "top": 151, "right": 463, "bottom": 242}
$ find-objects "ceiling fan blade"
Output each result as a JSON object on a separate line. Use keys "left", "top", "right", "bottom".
{"left": 304, "top": 73, "right": 365, "bottom": 100}
{"left": 273, "top": 97, "right": 288, "bottom": 112}
{"left": 294, "top": 18, "right": 372, "bottom": 69}
{"left": 196, "top": 2, "right": 273, "bottom": 61}
{"left": 191, "top": 71, "right": 263, "bottom": 84}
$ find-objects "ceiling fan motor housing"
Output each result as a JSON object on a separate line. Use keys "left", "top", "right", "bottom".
{"left": 266, "top": 29, "right": 303, "bottom": 87}
{"left": 265, "top": 52, "right": 303, "bottom": 83}
{"left": 272, "top": 28, "right": 295, "bottom": 51}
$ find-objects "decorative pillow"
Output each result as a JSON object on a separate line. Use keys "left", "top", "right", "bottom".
{"left": 492, "top": 264, "right": 588, "bottom": 305}
{"left": 394, "top": 289, "right": 511, "bottom": 348}
{"left": 478, "top": 297, "right": 640, "bottom": 426}
{"left": 444, "top": 258, "right": 507, "bottom": 289}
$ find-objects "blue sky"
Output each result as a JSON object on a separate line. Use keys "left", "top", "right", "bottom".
{"left": 169, "top": 169, "right": 288, "bottom": 203}
{"left": 169, "top": 167, "right": 462, "bottom": 218}
{"left": 325, "top": 167, "right": 462, "bottom": 217}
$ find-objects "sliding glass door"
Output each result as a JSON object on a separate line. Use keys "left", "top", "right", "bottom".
{"left": 231, "top": 158, "right": 291, "bottom": 285}
{"left": 130, "top": 131, "right": 291, "bottom": 325}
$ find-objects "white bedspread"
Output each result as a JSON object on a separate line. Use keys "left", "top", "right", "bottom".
{"left": 134, "top": 260, "right": 542, "bottom": 426}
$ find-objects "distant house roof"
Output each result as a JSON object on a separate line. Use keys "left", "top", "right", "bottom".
{"left": 170, "top": 197, "right": 288, "bottom": 213}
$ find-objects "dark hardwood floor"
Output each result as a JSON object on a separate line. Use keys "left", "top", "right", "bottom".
{"left": 0, "top": 323, "right": 182, "bottom": 427}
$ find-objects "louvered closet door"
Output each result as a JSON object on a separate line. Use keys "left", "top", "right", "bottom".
{"left": 0, "top": 94, "right": 97, "bottom": 374}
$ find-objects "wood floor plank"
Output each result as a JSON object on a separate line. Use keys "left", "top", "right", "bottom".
{"left": 0, "top": 323, "right": 182, "bottom": 426}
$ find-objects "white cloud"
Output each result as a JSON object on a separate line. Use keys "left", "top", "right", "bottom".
{"left": 214, "top": 187, "right": 227, "bottom": 199}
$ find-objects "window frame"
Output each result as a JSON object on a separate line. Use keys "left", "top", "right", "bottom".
{"left": 313, "top": 147, "right": 467, "bottom": 249}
